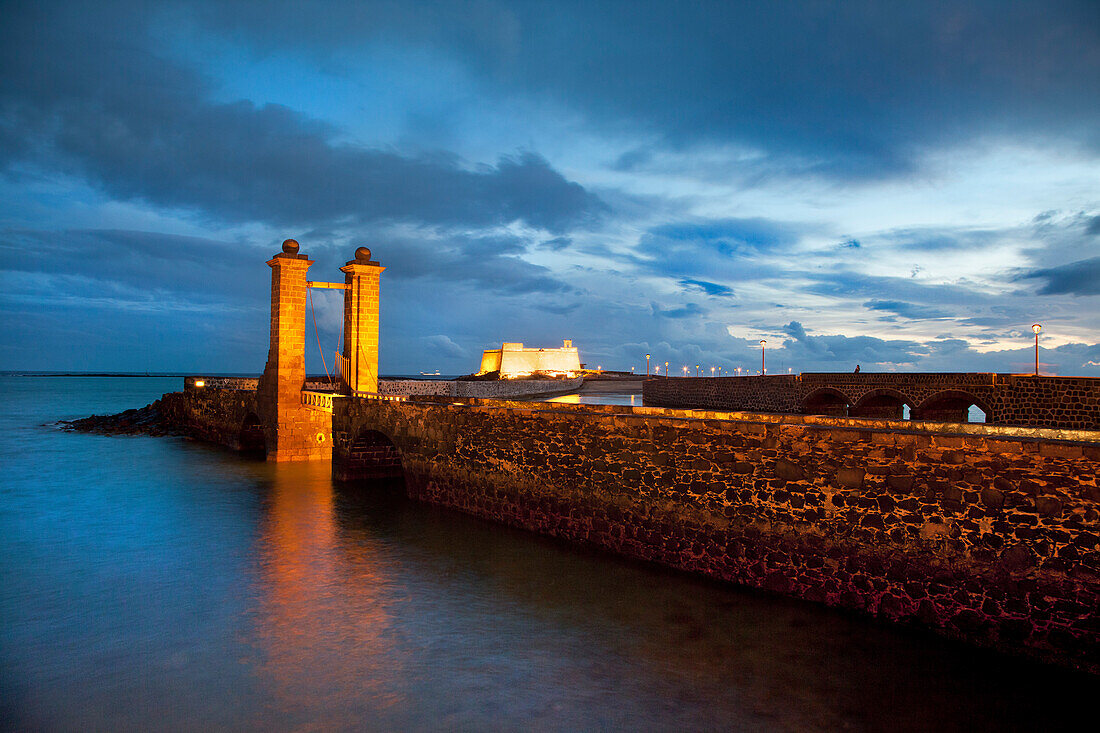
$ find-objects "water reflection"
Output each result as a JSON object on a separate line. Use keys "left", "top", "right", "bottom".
{"left": 250, "top": 462, "right": 405, "bottom": 726}
{"left": 248, "top": 464, "right": 1097, "bottom": 731}
{"left": 6, "top": 376, "right": 1095, "bottom": 732}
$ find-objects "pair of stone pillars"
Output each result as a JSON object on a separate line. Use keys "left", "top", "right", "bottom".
{"left": 256, "top": 239, "right": 383, "bottom": 461}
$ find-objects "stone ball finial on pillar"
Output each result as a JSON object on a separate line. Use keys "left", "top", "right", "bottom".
{"left": 281, "top": 238, "right": 300, "bottom": 255}
{"left": 355, "top": 246, "right": 372, "bottom": 263}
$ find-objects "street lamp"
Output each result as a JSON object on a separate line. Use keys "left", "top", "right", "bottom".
{"left": 646, "top": 353, "right": 650, "bottom": 376}
{"left": 736, "top": 366, "right": 742, "bottom": 376}
{"left": 760, "top": 340, "right": 766, "bottom": 374}
{"left": 711, "top": 366, "right": 715, "bottom": 377}
{"left": 664, "top": 361, "right": 669, "bottom": 377}
{"left": 695, "top": 364, "right": 700, "bottom": 376}
{"left": 683, "top": 365, "right": 688, "bottom": 376}
{"left": 1032, "top": 324, "right": 1042, "bottom": 375}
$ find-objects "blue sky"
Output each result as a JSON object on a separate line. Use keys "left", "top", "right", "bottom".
{"left": 1, "top": 0, "right": 1097, "bottom": 375}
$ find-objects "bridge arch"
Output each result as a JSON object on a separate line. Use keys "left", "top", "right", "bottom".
{"left": 914, "top": 390, "right": 992, "bottom": 424}
{"left": 238, "top": 412, "right": 267, "bottom": 457}
{"left": 850, "top": 388, "right": 914, "bottom": 420}
{"left": 802, "top": 387, "right": 852, "bottom": 417}
{"left": 341, "top": 427, "right": 405, "bottom": 481}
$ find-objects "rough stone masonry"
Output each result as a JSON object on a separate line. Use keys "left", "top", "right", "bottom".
{"left": 334, "top": 396, "right": 1100, "bottom": 673}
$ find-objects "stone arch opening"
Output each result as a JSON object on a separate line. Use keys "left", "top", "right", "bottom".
{"left": 850, "top": 389, "right": 913, "bottom": 420}
{"left": 802, "top": 388, "right": 851, "bottom": 417}
{"left": 343, "top": 428, "right": 404, "bottom": 481}
{"left": 238, "top": 412, "right": 267, "bottom": 457}
{"left": 914, "top": 390, "right": 992, "bottom": 424}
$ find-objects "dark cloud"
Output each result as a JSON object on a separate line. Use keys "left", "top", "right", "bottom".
{"left": 538, "top": 236, "right": 573, "bottom": 251}
{"left": 679, "top": 278, "right": 734, "bottom": 297}
{"left": 864, "top": 299, "right": 952, "bottom": 320}
{"left": 1085, "top": 215, "right": 1100, "bottom": 235}
{"left": 651, "top": 302, "right": 705, "bottom": 319}
{"left": 779, "top": 320, "right": 926, "bottom": 366}
{"left": 0, "top": 228, "right": 268, "bottom": 305}
{"left": 195, "top": 0, "right": 1100, "bottom": 178}
{"left": 623, "top": 217, "right": 801, "bottom": 283}
{"left": 649, "top": 218, "right": 796, "bottom": 253}
{"left": 0, "top": 4, "right": 602, "bottom": 232}
{"left": 369, "top": 231, "right": 574, "bottom": 295}
{"left": 1021, "top": 256, "right": 1100, "bottom": 296}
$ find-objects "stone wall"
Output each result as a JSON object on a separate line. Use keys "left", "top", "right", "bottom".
{"left": 378, "top": 377, "right": 583, "bottom": 399}
{"left": 643, "top": 373, "right": 1100, "bottom": 429}
{"left": 161, "top": 387, "right": 260, "bottom": 450}
{"left": 378, "top": 380, "right": 454, "bottom": 397}
{"left": 334, "top": 397, "right": 1100, "bottom": 672}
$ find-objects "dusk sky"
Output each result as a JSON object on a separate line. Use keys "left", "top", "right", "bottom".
{"left": 2, "top": 0, "right": 1098, "bottom": 376}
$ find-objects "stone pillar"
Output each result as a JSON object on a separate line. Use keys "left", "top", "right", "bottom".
{"left": 340, "top": 247, "right": 384, "bottom": 394}
{"left": 257, "top": 239, "right": 327, "bottom": 461}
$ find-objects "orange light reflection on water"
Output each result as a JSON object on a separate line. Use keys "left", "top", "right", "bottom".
{"left": 249, "top": 461, "right": 405, "bottom": 723}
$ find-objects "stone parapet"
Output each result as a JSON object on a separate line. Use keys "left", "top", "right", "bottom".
{"left": 643, "top": 373, "right": 1100, "bottom": 430}
{"left": 334, "top": 396, "right": 1100, "bottom": 672}
{"left": 376, "top": 378, "right": 583, "bottom": 399}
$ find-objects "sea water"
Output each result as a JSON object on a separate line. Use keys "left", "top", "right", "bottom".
{"left": 1, "top": 376, "right": 1094, "bottom": 731}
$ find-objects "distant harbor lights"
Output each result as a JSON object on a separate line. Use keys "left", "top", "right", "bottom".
{"left": 635, "top": 324, "right": 1052, "bottom": 377}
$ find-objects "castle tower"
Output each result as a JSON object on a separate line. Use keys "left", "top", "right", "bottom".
{"left": 340, "top": 247, "right": 384, "bottom": 394}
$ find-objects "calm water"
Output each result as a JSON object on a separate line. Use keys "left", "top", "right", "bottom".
{"left": 1, "top": 377, "right": 1094, "bottom": 731}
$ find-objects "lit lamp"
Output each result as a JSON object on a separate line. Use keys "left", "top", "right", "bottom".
{"left": 1032, "top": 324, "right": 1042, "bottom": 376}
{"left": 695, "top": 364, "right": 700, "bottom": 376}
{"left": 760, "top": 339, "right": 766, "bottom": 374}
{"left": 646, "top": 353, "right": 651, "bottom": 376}
{"left": 194, "top": 379, "right": 205, "bottom": 388}
{"left": 736, "top": 366, "right": 741, "bottom": 376}
{"left": 664, "top": 361, "right": 669, "bottom": 377}
{"left": 683, "top": 365, "right": 688, "bottom": 376}
{"left": 711, "top": 366, "right": 715, "bottom": 377}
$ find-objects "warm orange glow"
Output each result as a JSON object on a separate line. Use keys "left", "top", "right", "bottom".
{"left": 194, "top": 379, "right": 205, "bottom": 388}
{"left": 479, "top": 340, "right": 581, "bottom": 378}
{"left": 1032, "top": 323, "right": 1042, "bottom": 334}
{"left": 251, "top": 462, "right": 401, "bottom": 715}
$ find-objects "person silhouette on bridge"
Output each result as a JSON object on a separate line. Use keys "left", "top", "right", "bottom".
{"left": 854, "top": 364, "right": 861, "bottom": 373}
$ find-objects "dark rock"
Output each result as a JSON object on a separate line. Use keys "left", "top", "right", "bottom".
{"left": 835, "top": 467, "right": 865, "bottom": 489}
{"left": 980, "top": 487, "right": 1005, "bottom": 510}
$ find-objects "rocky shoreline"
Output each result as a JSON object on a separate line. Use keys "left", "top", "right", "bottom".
{"left": 58, "top": 399, "right": 181, "bottom": 436}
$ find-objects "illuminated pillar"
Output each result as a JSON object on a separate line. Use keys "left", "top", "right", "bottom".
{"left": 257, "top": 239, "right": 317, "bottom": 460}
{"left": 341, "top": 247, "right": 384, "bottom": 394}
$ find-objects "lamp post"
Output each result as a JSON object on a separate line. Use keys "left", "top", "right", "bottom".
{"left": 760, "top": 340, "right": 766, "bottom": 374}
{"left": 664, "top": 361, "right": 669, "bottom": 377}
{"left": 646, "top": 353, "right": 650, "bottom": 376}
{"left": 695, "top": 364, "right": 700, "bottom": 376}
{"left": 736, "top": 367, "right": 741, "bottom": 376}
{"left": 1032, "top": 324, "right": 1042, "bottom": 375}
{"left": 711, "top": 366, "right": 715, "bottom": 377}
{"left": 682, "top": 365, "right": 688, "bottom": 376}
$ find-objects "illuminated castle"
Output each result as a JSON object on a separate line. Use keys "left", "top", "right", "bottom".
{"left": 478, "top": 340, "right": 582, "bottom": 378}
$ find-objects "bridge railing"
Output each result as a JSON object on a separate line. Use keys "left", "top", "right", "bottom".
{"left": 301, "top": 390, "right": 340, "bottom": 412}
{"left": 337, "top": 352, "right": 351, "bottom": 390}
{"left": 351, "top": 391, "right": 408, "bottom": 402}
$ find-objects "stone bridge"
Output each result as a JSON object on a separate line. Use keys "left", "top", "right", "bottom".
{"left": 331, "top": 393, "right": 1100, "bottom": 672}
{"left": 153, "top": 236, "right": 1100, "bottom": 671}
{"left": 643, "top": 373, "right": 1100, "bottom": 430}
